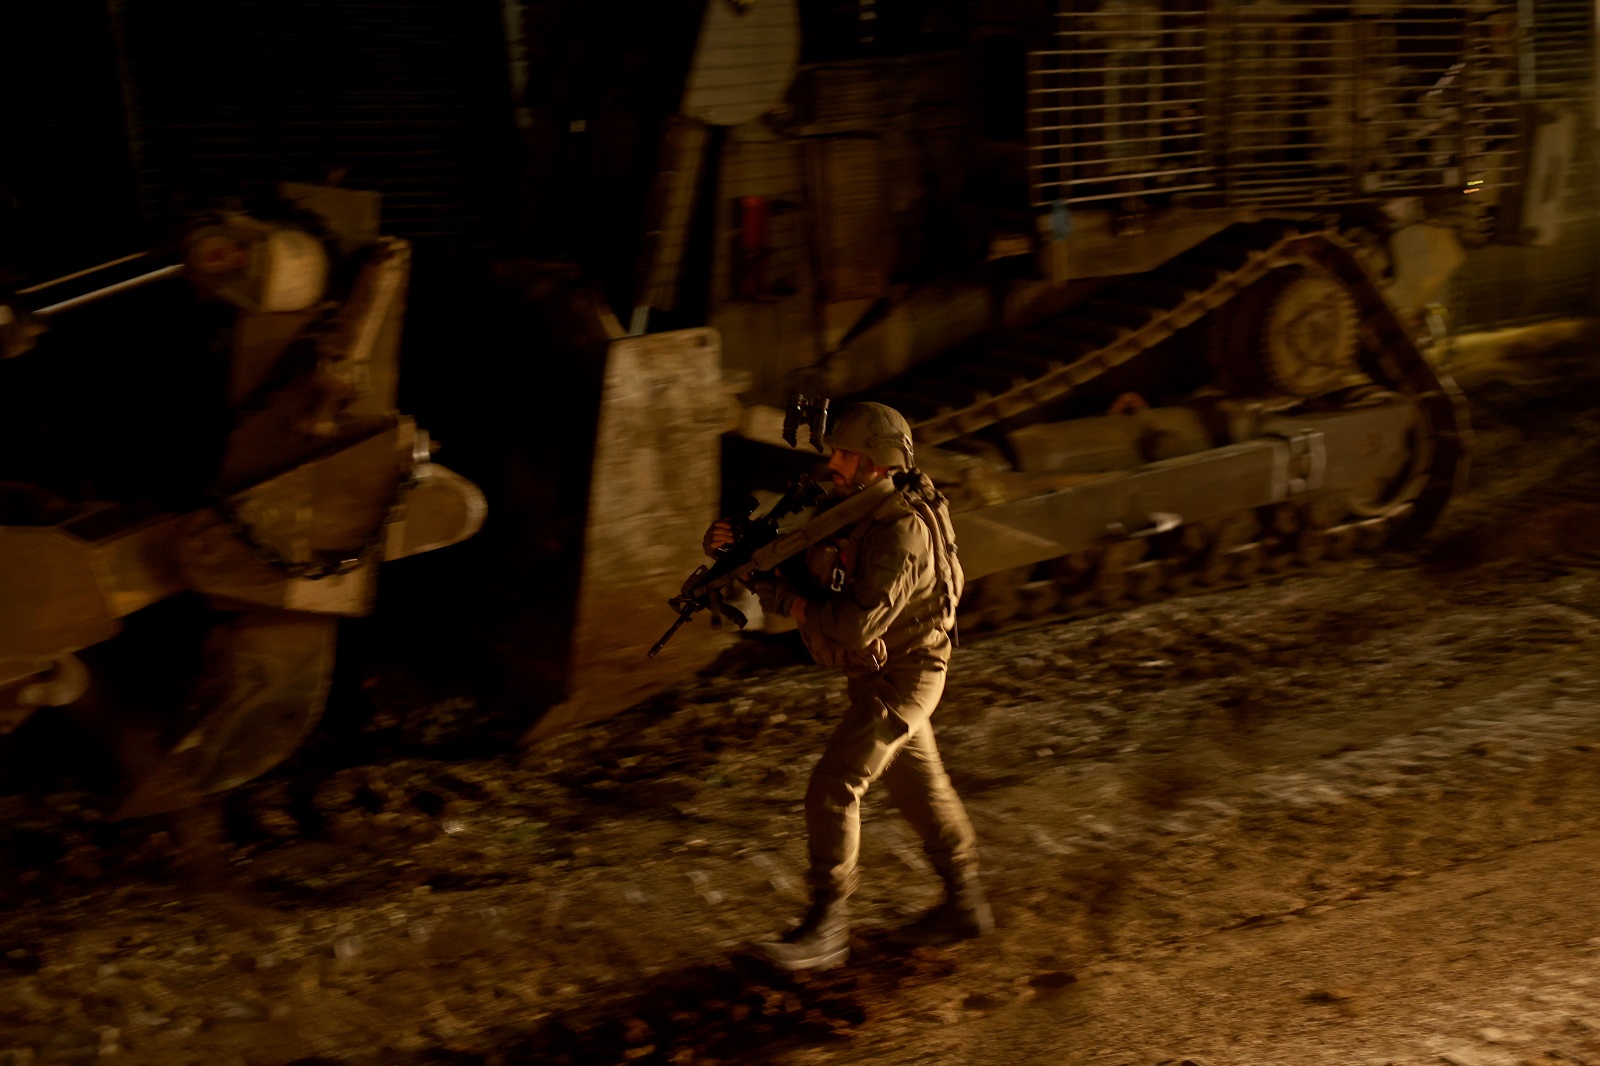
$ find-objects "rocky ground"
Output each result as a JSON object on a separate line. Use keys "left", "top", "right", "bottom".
{"left": 3, "top": 337, "right": 1600, "bottom": 1066}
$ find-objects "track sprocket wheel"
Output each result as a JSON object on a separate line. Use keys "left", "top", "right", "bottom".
{"left": 1211, "top": 264, "right": 1363, "bottom": 399}
{"left": 1259, "top": 266, "right": 1361, "bottom": 398}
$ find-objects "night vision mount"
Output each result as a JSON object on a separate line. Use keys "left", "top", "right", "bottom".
{"left": 783, "top": 393, "right": 830, "bottom": 452}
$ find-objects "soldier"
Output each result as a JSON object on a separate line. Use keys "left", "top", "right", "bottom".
{"left": 705, "top": 402, "right": 992, "bottom": 971}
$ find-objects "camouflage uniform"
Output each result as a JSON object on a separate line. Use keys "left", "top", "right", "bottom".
{"left": 768, "top": 471, "right": 978, "bottom": 903}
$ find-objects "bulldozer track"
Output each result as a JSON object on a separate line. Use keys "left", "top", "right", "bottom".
{"left": 863, "top": 221, "right": 1471, "bottom": 636}
{"left": 954, "top": 514, "right": 1401, "bottom": 641}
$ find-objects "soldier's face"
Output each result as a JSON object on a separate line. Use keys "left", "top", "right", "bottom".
{"left": 828, "top": 448, "right": 884, "bottom": 492}
{"left": 828, "top": 448, "right": 862, "bottom": 490}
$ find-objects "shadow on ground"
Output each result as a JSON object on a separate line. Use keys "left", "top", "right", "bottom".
{"left": 397, "top": 933, "right": 971, "bottom": 1066}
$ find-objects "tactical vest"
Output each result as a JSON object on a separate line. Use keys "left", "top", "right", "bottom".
{"left": 803, "top": 473, "right": 964, "bottom": 636}
{"left": 891, "top": 474, "right": 965, "bottom": 637}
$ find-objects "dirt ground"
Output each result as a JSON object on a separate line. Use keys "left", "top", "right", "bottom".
{"left": 3, "top": 339, "right": 1600, "bottom": 1066}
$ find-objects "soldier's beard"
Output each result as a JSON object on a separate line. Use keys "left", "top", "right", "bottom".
{"left": 833, "top": 473, "right": 886, "bottom": 495}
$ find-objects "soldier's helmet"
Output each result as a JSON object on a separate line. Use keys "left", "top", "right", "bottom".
{"left": 825, "top": 402, "right": 915, "bottom": 471}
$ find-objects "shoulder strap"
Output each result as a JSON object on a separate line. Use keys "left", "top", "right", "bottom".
{"left": 746, "top": 476, "right": 896, "bottom": 573}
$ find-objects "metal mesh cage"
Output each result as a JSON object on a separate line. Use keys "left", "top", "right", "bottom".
{"left": 1028, "top": 1, "right": 1215, "bottom": 206}
{"left": 1451, "top": 0, "right": 1600, "bottom": 329}
{"left": 114, "top": 0, "right": 511, "bottom": 247}
{"left": 1027, "top": 1, "right": 1527, "bottom": 208}
{"left": 1221, "top": 5, "right": 1364, "bottom": 205}
{"left": 1528, "top": 0, "right": 1596, "bottom": 106}
{"left": 1462, "top": 5, "right": 1522, "bottom": 196}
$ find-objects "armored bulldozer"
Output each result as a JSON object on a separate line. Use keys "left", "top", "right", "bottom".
{"left": 0, "top": 184, "right": 484, "bottom": 817}
{"left": 543, "top": 0, "right": 1594, "bottom": 736}
{"left": 22, "top": 1, "right": 1577, "bottom": 748}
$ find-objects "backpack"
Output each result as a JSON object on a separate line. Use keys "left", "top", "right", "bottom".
{"left": 884, "top": 472, "right": 964, "bottom": 637}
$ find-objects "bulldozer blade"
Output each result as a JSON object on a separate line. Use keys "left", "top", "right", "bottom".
{"left": 522, "top": 325, "right": 734, "bottom": 746}
{"left": 115, "top": 611, "right": 335, "bottom": 820}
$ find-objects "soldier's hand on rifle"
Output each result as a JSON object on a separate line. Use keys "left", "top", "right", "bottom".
{"left": 709, "top": 520, "right": 734, "bottom": 549}
{"left": 703, "top": 519, "right": 736, "bottom": 557}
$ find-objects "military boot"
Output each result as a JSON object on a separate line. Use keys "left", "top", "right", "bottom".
{"left": 897, "top": 867, "right": 994, "bottom": 945}
{"left": 752, "top": 895, "right": 850, "bottom": 971}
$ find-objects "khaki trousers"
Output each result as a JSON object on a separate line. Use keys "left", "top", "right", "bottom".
{"left": 804, "top": 658, "right": 979, "bottom": 900}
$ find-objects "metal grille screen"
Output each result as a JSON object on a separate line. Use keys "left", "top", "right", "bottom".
{"left": 1027, "top": 1, "right": 1525, "bottom": 208}
{"left": 1452, "top": 0, "right": 1599, "bottom": 329}
{"left": 113, "top": 0, "right": 511, "bottom": 247}
{"left": 1027, "top": 1, "right": 1214, "bottom": 206}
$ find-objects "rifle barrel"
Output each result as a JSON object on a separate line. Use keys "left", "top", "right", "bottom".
{"left": 648, "top": 611, "right": 693, "bottom": 658}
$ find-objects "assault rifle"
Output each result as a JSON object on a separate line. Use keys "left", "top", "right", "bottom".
{"left": 648, "top": 475, "right": 897, "bottom": 657}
